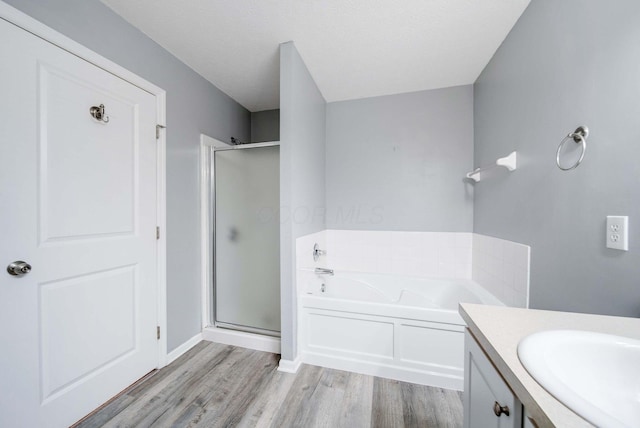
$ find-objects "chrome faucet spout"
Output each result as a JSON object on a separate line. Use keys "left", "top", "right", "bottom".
{"left": 314, "top": 267, "right": 334, "bottom": 276}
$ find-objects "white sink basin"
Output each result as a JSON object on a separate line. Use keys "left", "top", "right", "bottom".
{"left": 518, "top": 330, "right": 640, "bottom": 428}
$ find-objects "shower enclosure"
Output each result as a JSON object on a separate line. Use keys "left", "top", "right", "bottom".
{"left": 211, "top": 142, "right": 280, "bottom": 336}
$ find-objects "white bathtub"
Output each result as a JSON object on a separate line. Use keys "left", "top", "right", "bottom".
{"left": 298, "top": 271, "right": 503, "bottom": 390}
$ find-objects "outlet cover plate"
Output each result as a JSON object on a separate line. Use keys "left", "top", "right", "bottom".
{"left": 606, "top": 216, "right": 628, "bottom": 251}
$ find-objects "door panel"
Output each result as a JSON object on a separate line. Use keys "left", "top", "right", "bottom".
{"left": 0, "top": 17, "right": 158, "bottom": 427}
{"left": 40, "top": 63, "right": 137, "bottom": 241}
{"left": 39, "top": 265, "right": 137, "bottom": 401}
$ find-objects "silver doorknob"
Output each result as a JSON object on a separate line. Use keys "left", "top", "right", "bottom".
{"left": 493, "top": 401, "right": 510, "bottom": 417}
{"left": 7, "top": 261, "right": 31, "bottom": 276}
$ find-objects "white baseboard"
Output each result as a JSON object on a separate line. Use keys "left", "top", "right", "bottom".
{"left": 202, "top": 326, "right": 281, "bottom": 354}
{"left": 166, "top": 332, "right": 203, "bottom": 365}
{"left": 277, "top": 357, "right": 302, "bottom": 373}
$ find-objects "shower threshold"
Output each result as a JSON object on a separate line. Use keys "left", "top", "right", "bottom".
{"left": 203, "top": 324, "right": 281, "bottom": 354}
{"left": 215, "top": 321, "right": 281, "bottom": 338}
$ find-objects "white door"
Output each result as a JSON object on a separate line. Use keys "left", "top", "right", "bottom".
{"left": 0, "top": 17, "right": 159, "bottom": 427}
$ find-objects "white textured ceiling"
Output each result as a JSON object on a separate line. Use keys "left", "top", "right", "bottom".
{"left": 101, "top": 0, "right": 530, "bottom": 112}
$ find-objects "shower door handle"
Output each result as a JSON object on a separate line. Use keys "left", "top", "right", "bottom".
{"left": 228, "top": 227, "right": 239, "bottom": 242}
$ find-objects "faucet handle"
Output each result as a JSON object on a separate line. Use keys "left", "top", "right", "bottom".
{"left": 312, "top": 243, "right": 326, "bottom": 261}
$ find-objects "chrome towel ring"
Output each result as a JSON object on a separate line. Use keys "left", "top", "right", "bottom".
{"left": 556, "top": 126, "right": 588, "bottom": 171}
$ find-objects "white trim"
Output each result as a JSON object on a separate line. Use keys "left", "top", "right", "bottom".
{"left": 155, "top": 94, "right": 167, "bottom": 367}
{"left": 201, "top": 134, "right": 232, "bottom": 150}
{"left": 200, "top": 134, "right": 230, "bottom": 329}
{"left": 213, "top": 141, "right": 280, "bottom": 151}
{"left": 200, "top": 137, "right": 211, "bottom": 329}
{"left": 166, "top": 333, "right": 203, "bottom": 365}
{"left": 203, "top": 326, "right": 281, "bottom": 354}
{"left": 277, "top": 357, "right": 302, "bottom": 373}
{"left": 0, "top": 1, "right": 168, "bottom": 369}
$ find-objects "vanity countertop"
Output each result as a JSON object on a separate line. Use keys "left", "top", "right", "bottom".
{"left": 459, "top": 303, "right": 640, "bottom": 428}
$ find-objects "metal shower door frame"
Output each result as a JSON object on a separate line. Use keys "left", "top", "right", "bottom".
{"left": 210, "top": 141, "right": 281, "bottom": 337}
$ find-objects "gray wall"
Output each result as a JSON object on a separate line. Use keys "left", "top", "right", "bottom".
{"left": 279, "top": 42, "right": 326, "bottom": 360}
{"left": 5, "top": 0, "right": 251, "bottom": 350}
{"left": 326, "top": 86, "right": 474, "bottom": 231}
{"left": 251, "top": 109, "right": 280, "bottom": 143}
{"left": 474, "top": 0, "right": 640, "bottom": 316}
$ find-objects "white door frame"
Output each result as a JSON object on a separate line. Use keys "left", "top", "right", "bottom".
{"left": 0, "top": 2, "right": 168, "bottom": 367}
{"left": 199, "top": 134, "right": 229, "bottom": 330}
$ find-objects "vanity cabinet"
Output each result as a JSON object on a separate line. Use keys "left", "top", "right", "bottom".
{"left": 463, "top": 329, "right": 523, "bottom": 428}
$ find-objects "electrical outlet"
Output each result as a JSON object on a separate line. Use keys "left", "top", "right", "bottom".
{"left": 606, "top": 216, "right": 628, "bottom": 251}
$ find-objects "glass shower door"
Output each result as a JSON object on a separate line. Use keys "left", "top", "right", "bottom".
{"left": 214, "top": 145, "right": 280, "bottom": 335}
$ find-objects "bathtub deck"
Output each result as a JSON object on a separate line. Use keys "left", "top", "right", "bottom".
{"left": 75, "top": 341, "right": 464, "bottom": 428}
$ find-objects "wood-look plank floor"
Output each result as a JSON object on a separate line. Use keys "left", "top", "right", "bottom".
{"left": 76, "top": 341, "right": 463, "bottom": 428}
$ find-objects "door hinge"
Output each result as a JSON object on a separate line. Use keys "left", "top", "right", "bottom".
{"left": 157, "top": 326, "right": 161, "bottom": 340}
{"left": 156, "top": 226, "right": 160, "bottom": 240}
{"left": 156, "top": 124, "right": 166, "bottom": 139}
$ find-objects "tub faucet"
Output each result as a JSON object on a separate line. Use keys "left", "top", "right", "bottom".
{"left": 315, "top": 267, "right": 334, "bottom": 276}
